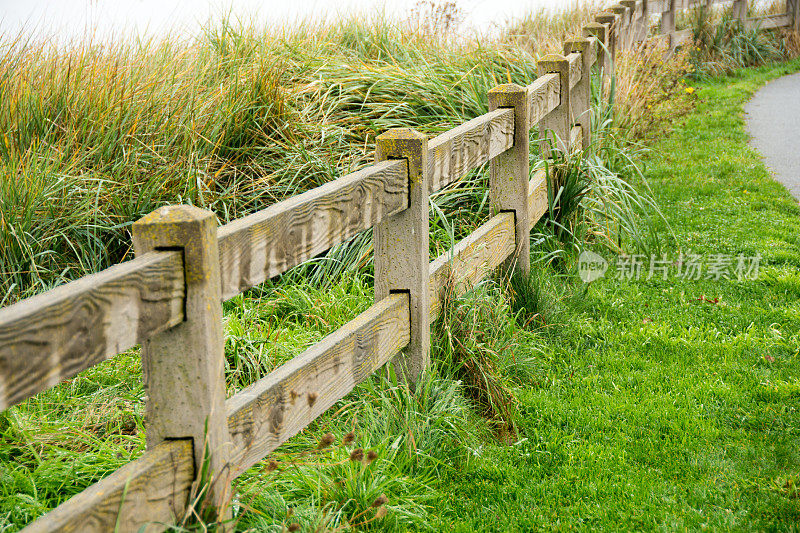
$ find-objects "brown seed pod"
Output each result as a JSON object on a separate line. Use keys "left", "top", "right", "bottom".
{"left": 366, "top": 450, "right": 378, "bottom": 464}
{"left": 287, "top": 523, "right": 300, "bottom": 532}
{"left": 371, "top": 494, "right": 389, "bottom": 508}
{"left": 349, "top": 448, "right": 364, "bottom": 462}
{"left": 266, "top": 460, "right": 279, "bottom": 472}
{"left": 317, "top": 432, "right": 335, "bottom": 449}
{"left": 342, "top": 431, "right": 355, "bottom": 445}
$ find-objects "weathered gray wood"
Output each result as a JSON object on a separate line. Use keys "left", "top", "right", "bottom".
{"left": 429, "top": 213, "right": 516, "bottom": 321}
{"left": 746, "top": 13, "right": 792, "bottom": 30}
{"left": 132, "top": 206, "right": 232, "bottom": 520}
{"left": 790, "top": 0, "right": 800, "bottom": 32}
{"left": 670, "top": 28, "right": 693, "bottom": 47}
{"left": 732, "top": 0, "right": 747, "bottom": 21}
{"left": 609, "top": 4, "right": 630, "bottom": 50}
{"left": 527, "top": 73, "right": 560, "bottom": 130}
{"left": 537, "top": 54, "right": 571, "bottom": 157}
{"left": 661, "top": 0, "right": 676, "bottom": 38}
{"left": 226, "top": 294, "right": 410, "bottom": 476}
{"left": 620, "top": 0, "right": 640, "bottom": 45}
{"left": 22, "top": 440, "right": 194, "bottom": 533}
{"left": 565, "top": 38, "right": 593, "bottom": 151}
{"left": 595, "top": 12, "right": 618, "bottom": 63}
{"left": 528, "top": 168, "right": 549, "bottom": 227}
{"left": 374, "top": 129, "right": 430, "bottom": 385}
{"left": 488, "top": 84, "right": 531, "bottom": 276}
{"left": 567, "top": 52, "right": 582, "bottom": 89}
{"left": 427, "top": 108, "right": 514, "bottom": 193}
{"left": 570, "top": 126, "right": 584, "bottom": 152}
{"left": 583, "top": 23, "right": 608, "bottom": 86}
{"left": 0, "top": 251, "right": 184, "bottom": 411}
{"left": 217, "top": 159, "right": 408, "bottom": 300}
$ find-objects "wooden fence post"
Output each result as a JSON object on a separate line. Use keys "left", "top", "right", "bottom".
{"left": 789, "top": 0, "right": 800, "bottom": 32}
{"left": 610, "top": 4, "right": 630, "bottom": 50}
{"left": 620, "top": 0, "right": 640, "bottom": 44}
{"left": 488, "top": 84, "right": 531, "bottom": 275}
{"left": 132, "top": 205, "right": 232, "bottom": 523}
{"left": 661, "top": 0, "right": 676, "bottom": 44}
{"left": 584, "top": 22, "right": 609, "bottom": 90}
{"left": 374, "top": 129, "right": 430, "bottom": 386}
{"left": 732, "top": 0, "right": 748, "bottom": 21}
{"left": 564, "top": 37, "right": 593, "bottom": 152}
{"left": 595, "top": 12, "right": 618, "bottom": 64}
{"left": 537, "top": 54, "right": 571, "bottom": 158}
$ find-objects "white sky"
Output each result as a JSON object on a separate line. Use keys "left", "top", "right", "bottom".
{"left": 0, "top": 0, "right": 580, "bottom": 43}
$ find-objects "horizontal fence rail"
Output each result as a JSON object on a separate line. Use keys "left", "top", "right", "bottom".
{"left": 2, "top": 0, "right": 794, "bottom": 529}
{"left": 0, "top": 251, "right": 185, "bottom": 411}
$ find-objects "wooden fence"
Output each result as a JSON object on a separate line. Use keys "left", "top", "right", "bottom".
{"left": 0, "top": 1, "right": 795, "bottom": 530}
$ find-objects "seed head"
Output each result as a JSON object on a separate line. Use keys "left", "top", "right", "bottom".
{"left": 287, "top": 523, "right": 300, "bottom": 532}
{"left": 317, "top": 432, "right": 335, "bottom": 449}
{"left": 371, "top": 494, "right": 389, "bottom": 508}
{"left": 266, "top": 460, "right": 279, "bottom": 472}
{"left": 343, "top": 431, "right": 355, "bottom": 445}
{"left": 349, "top": 448, "right": 364, "bottom": 462}
{"left": 366, "top": 449, "right": 378, "bottom": 464}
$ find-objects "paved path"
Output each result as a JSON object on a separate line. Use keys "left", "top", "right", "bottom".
{"left": 745, "top": 72, "right": 800, "bottom": 201}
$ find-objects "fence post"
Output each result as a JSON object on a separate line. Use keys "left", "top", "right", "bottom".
{"left": 374, "top": 129, "right": 430, "bottom": 386}
{"left": 132, "top": 205, "right": 232, "bottom": 523}
{"left": 789, "top": 0, "right": 799, "bottom": 32}
{"left": 488, "top": 84, "right": 531, "bottom": 275}
{"left": 661, "top": 0, "right": 676, "bottom": 45}
{"left": 732, "top": 0, "right": 748, "bottom": 21}
{"left": 620, "top": 1, "right": 640, "bottom": 44}
{"left": 584, "top": 21, "right": 609, "bottom": 92}
{"left": 610, "top": 4, "right": 630, "bottom": 50}
{"left": 595, "top": 12, "right": 618, "bottom": 64}
{"left": 537, "top": 54, "right": 571, "bottom": 158}
{"left": 564, "top": 37, "right": 593, "bottom": 152}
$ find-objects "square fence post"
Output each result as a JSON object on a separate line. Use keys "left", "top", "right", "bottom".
{"left": 788, "top": 0, "right": 799, "bottom": 31}
{"left": 595, "top": 12, "right": 618, "bottom": 64}
{"left": 564, "top": 37, "right": 593, "bottom": 152}
{"left": 661, "top": 0, "right": 676, "bottom": 41}
{"left": 583, "top": 22, "right": 609, "bottom": 88}
{"left": 488, "top": 84, "right": 531, "bottom": 275}
{"left": 610, "top": 4, "right": 630, "bottom": 50}
{"left": 374, "top": 129, "right": 430, "bottom": 386}
{"left": 732, "top": 0, "right": 748, "bottom": 21}
{"left": 537, "top": 54, "right": 571, "bottom": 158}
{"left": 132, "top": 205, "right": 233, "bottom": 523}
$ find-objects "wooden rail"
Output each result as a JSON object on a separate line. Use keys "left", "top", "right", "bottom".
{"left": 1, "top": 0, "right": 793, "bottom": 529}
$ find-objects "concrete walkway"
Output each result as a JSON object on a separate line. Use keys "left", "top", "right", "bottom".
{"left": 745, "top": 72, "right": 800, "bottom": 201}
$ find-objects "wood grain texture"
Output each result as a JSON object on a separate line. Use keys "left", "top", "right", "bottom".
{"left": 528, "top": 168, "right": 549, "bottom": 227}
{"left": 570, "top": 126, "right": 583, "bottom": 152}
{"left": 226, "top": 294, "right": 410, "bottom": 476}
{"left": 567, "top": 52, "right": 582, "bottom": 89}
{"left": 527, "top": 73, "right": 561, "bottom": 130}
{"left": 427, "top": 108, "right": 515, "bottom": 193}
{"left": 670, "top": 28, "right": 693, "bottom": 46}
{"left": 428, "top": 213, "right": 516, "bottom": 321}
{"left": 0, "top": 251, "right": 184, "bottom": 411}
{"left": 22, "top": 440, "right": 193, "bottom": 533}
{"left": 746, "top": 13, "right": 791, "bottom": 30}
{"left": 217, "top": 159, "right": 408, "bottom": 301}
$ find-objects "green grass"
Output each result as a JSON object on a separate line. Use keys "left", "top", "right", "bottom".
{"left": 2, "top": 22, "right": 800, "bottom": 533}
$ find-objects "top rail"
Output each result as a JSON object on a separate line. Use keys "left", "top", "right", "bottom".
{"left": 427, "top": 108, "right": 515, "bottom": 193}
{"left": 0, "top": 251, "right": 185, "bottom": 411}
{"left": 217, "top": 159, "right": 408, "bottom": 300}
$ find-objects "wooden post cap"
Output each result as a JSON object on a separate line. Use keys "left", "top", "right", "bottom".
{"left": 595, "top": 11, "right": 617, "bottom": 25}
{"left": 375, "top": 128, "right": 427, "bottom": 182}
{"left": 538, "top": 54, "right": 570, "bottom": 75}
{"left": 583, "top": 22, "right": 608, "bottom": 42}
{"left": 564, "top": 36, "right": 591, "bottom": 55}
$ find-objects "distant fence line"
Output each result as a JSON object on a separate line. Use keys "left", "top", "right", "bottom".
{"left": 1, "top": 0, "right": 796, "bottom": 530}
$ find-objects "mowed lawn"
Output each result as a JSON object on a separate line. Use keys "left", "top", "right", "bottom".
{"left": 428, "top": 60, "right": 800, "bottom": 530}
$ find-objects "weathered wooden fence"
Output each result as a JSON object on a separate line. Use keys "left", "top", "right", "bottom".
{"left": 0, "top": 1, "right": 795, "bottom": 530}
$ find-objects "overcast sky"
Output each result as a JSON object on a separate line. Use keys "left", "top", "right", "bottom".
{"left": 1, "top": 0, "right": 580, "bottom": 43}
